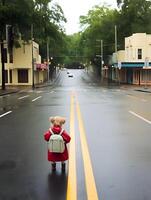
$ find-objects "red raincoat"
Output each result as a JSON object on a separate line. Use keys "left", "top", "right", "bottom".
{"left": 44, "top": 125, "right": 71, "bottom": 162}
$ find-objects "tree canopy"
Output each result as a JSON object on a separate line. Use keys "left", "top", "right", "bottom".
{"left": 0, "top": 0, "right": 67, "bottom": 62}
{"left": 1, "top": 0, "right": 151, "bottom": 67}
{"left": 73, "top": 0, "right": 151, "bottom": 68}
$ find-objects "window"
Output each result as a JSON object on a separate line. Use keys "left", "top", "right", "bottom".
{"left": 138, "top": 49, "right": 142, "bottom": 59}
{"left": 18, "top": 69, "right": 28, "bottom": 83}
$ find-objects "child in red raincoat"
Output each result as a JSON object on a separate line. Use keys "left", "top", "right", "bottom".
{"left": 44, "top": 116, "right": 71, "bottom": 171}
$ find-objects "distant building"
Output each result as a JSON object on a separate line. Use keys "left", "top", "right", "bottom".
{"left": 109, "top": 33, "right": 151, "bottom": 85}
{"left": 0, "top": 40, "right": 48, "bottom": 86}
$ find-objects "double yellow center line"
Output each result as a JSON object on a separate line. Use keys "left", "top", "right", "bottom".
{"left": 67, "top": 92, "right": 99, "bottom": 200}
{"left": 66, "top": 93, "right": 77, "bottom": 200}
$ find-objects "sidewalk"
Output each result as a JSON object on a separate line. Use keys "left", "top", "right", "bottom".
{"left": 86, "top": 71, "right": 151, "bottom": 93}
{"left": 0, "top": 81, "right": 53, "bottom": 96}
{"left": 120, "top": 84, "right": 151, "bottom": 93}
{"left": 0, "top": 70, "right": 61, "bottom": 96}
{"left": 0, "top": 87, "right": 20, "bottom": 96}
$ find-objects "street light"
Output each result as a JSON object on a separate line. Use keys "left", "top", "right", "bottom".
{"left": 31, "top": 24, "right": 34, "bottom": 89}
{"left": 47, "top": 40, "right": 50, "bottom": 82}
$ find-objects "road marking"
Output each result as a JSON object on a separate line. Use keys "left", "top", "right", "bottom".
{"left": 18, "top": 95, "right": 29, "bottom": 100}
{"left": 0, "top": 94, "right": 10, "bottom": 98}
{"left": 32, "top": 96, "right": 42, "bottom": 102}
{"left": 36, "top": 91, "right": 43, "bottom": 94}
{"left": 47, "top": 91, "right": 54, "bottom": 94}
{"left": 141, "top": 99, "right": 147, "bottom": 102}
{"left": 0, "top": 111, "right": 12, "bottom": 118}
{"left": 127, "top": 95, "right": 147, "bottom": 102}
{"left": 126, "top": 94, "right": 138, "bottom": 99}
{"left": 66, "top": 93, "right": 77, "bottom": 200}
{"left": 76, "top": 97, "right": 99, "bottom": 200}
{"left": 129, "top": 110, "right": 151, "bottom": 125}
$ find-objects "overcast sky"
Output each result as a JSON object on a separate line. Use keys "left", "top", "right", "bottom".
{"left": 54, "top": 0, "right": 117, "bottom": 35}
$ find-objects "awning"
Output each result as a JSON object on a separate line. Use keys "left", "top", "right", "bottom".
{"left": 114, "top": 62, "right": 151, "bottom": 68}
{"left": 36, "top": 63, "right": 47, "bottom": 70}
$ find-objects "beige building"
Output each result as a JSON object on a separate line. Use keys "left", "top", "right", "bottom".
{"left": 0, "top": 40, "right": 48, "bottom": 86}
{"left": 125, "top": 33, "right": 151, "bottom": 62}
{"left": 110, "top": 33, "right": 151, "bottom": 85}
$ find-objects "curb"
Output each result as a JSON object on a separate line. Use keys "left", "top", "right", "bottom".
{"left": 0, "top": 89, "right": 19, "bottom": 96}
{"left": 134, "top": 89, "right": 151, "bottom": 93}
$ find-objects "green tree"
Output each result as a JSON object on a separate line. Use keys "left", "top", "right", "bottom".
{"left": 79, "top": 5, "right": 118, "bottom": 66}
{"left": 117, "top": 0, "right": 151, "bottom": 43}
{"left": 62, "top": 33, "right": 82, "bottom": 67}
{"left": 0, "top": 0, "right": 67, "bottom": 88}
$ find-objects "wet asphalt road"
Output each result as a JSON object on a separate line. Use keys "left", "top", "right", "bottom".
{"left": 0, "top": 69, "right": 151, "bottom": 200}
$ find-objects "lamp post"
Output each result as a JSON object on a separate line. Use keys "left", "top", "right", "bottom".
{"left": 47, "top": 40, "right": 50, "bottom": 82}
{"left": 101, "top": 39, "right": 103, "bottom": 73}
{"left": 1, "top": 40, "right": 5, "bottom": 90}
{"left": 31, "top": 24, "right": 34, "bottom": 89}
{"left": 114, "top": 25, "right": 120, "bottom": 85}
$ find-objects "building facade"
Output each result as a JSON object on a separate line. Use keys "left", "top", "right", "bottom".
{"left": 109, "top": 33, "right": 151, "bottom": 85}
{"left": 0, "top": 40, "right": 48, "bottom": 86}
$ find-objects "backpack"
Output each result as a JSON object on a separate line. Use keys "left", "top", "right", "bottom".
{"left": 48, "top": 128, "right": 65, "bottom": 153}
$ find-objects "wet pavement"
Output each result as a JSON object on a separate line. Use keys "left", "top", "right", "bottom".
{"left": 0, "top": 69, "right": 151, "bottom": 200}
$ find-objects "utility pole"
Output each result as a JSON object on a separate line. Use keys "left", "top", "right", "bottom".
{"left": 115, "top": 25, "right": 117, "bottom": 53}
{"left": 1, "top": 40, "right": 5, "bottom": 90}
{"left": 115, "top": 25, "right": 120, "bottom": 84}
{"left": 101, "top": 39, "right": 103, "bottom": 73}
{"left": 31, "top": 24, "right": 34, "bottom": 89}
{"left": 1, "top": 0, "right": 5, "bottom": 90}
{"left": 96, "top": 39, "right": 103, "bottom": 77}
{"left": 47, "top": 40, "right": 50, "bottom": 82}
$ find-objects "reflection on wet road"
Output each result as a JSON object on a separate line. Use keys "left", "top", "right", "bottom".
{"left": 1, "top": 69, "right": 151, "bottom": 200}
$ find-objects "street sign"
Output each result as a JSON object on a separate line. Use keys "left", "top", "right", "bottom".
{"left": 144, "top": 57, "right": 149, "bottom": 68}
{"left": 118, "top": 61, "right": 121, "bottom": 69}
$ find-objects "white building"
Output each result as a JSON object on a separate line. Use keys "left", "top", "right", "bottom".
{"left": 110, "top": 33, "right": 151, "bottom": 85}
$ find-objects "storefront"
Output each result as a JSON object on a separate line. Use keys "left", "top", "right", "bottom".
{"left": 113, "top": 62, "right": 151, "bottom": 85}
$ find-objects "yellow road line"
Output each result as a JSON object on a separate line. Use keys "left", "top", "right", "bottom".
{"left": 76, "top": 97, "right": 99, "bottom": 200}
{"left": 66, "top": 93, "right": 77, "bottom": 200}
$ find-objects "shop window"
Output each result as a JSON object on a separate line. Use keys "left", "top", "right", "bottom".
{"left": 18, "top": 69, "right": 28, "bottom": 83}
{"left": 138, "top": 49, "right": 142, "bottom": 59}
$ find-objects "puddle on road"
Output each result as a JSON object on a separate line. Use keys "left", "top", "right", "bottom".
{"left": 0, "top": 160, "right": 16, "bottom": 170}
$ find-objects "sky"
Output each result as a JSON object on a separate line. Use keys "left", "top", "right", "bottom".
{"left": 53, "top": 0, "right": 117, "bottom": 35}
